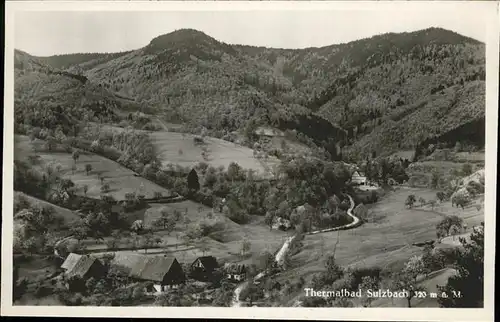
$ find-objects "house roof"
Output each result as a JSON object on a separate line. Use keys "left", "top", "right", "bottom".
{"left": 112, "top": 253, "right": 180, "bottom": 282}
{"left": 111, "top": 252, "right": 147, "bottom": 275}
{"left": 193, "top": 256, "right": 218, "bottom": 270}
{"left": 61, "top": 253, "right": 82, "bottom": 270}
{"left": 254, "top": 126, "right": 284, "bottom": 137}
{"left": 352, "top": 171, "right": 366, "bottom": 177}
{"left": 61, "top": 253, "right": 101, "bottom": 278}
{"left": 224, "top": 263, "right": 246, "bottom": 274}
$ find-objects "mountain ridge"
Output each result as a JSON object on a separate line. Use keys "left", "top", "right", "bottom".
{"left": 26, "top": 27, "right": 482, "bottom": 59}
{"left": 14, "top": 26, "right": 485, "bottom": 160}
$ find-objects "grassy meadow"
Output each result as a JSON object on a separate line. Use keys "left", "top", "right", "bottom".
{"left": 15, "top": 135, "right": 175, "bottom": 201}
{"left": 273, "top": 186, "right": 484, "bottom": 306}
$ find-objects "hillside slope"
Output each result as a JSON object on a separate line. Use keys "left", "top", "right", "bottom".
{"left": 15, "top": 27, "right": 485, "bottom": 160}
{"left": 14, "top": 50, "right": 142, "bottom": 136}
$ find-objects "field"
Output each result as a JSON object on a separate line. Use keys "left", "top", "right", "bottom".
{"left": 72, "top": 200, "right": 288, "bottom": 267}
{"left": 14, "top": 135, "right": 175, "bottom": 201}
{"left": 274, "top": 186, "right": 484, "bottom": 306}
{"left": 151, "top": 131, "right": 277, "bottom": 176}
{"left": 407, "top": 158, "right": 484, "bottom": 188}
{"left": 14, "top": 191, "right": 80, "bottom": 225}
{"left": 453, "top": 151, "right": 485, "bottom": 163}
{"left": 96, "top": 124, "right": 280, "bottom": 178}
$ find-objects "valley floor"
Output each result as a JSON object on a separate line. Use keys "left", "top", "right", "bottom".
{"left": 271, "top": 186, "right": 484, "bottom": 307}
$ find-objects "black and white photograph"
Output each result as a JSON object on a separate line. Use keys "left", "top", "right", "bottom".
{"left": 2, "top": 1, "right": 498, "bottom": 321}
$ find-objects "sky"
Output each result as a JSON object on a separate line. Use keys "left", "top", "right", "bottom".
{"left": 14, "top": 9, "right": 488, "bottom": 56}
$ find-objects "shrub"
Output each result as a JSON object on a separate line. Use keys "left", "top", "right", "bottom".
{"left": 466, "top": 181, "right": 484, "bottom": 197}
{"left": 34, "top": 284, "right": 54, "bottom": 298}
{"left": 193, "top": 136, "right": 205, "bottom": 145}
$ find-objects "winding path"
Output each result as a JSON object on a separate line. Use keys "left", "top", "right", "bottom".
{"left": 232, "top": 194, "right": 361, "bottom": 306}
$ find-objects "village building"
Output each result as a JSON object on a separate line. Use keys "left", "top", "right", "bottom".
{"left": 60, "top": 253, "right": 105, "bottom": 280}
{"left": 271, "top": 217, "right": 293, "bottom": 231}
{"left": 351, "top": 171, "right": 367, "bottom": 185}
{"left": 223, "top": 263, "right": 246, "bottom": 282}
{"left": 112, "top": 253, "right": 186, "bottom": 293}
{"left": 190, "top": 256, "right": 219, "bottom": 281}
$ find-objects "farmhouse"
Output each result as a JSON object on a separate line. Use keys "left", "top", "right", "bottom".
{"left": 351, "top": 171, "right": 367, "bottom": 185}
{"left": 112, "top": 253, "right": 186, "bottom": 293}
{"left": 61, "top": 253, "right": 105, "bottom": 280}
{"left": 190, "top": 256, "right": 219, "bottom": 281}
{"left": 224, "top": 263, "right": 246, "bottom": 282}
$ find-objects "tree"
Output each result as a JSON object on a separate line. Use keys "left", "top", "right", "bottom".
{"left": 241, "top": 239, "right": 251, "bottom": 256}
{"left": 418, "top": 197, "right": 426, "bottom": 206}
{"left": 45, "top": 135, "right": 57, "bottom": 152}
{"left": 436, "top": 191, "right": 446, "bottom": 203}
{"left": 240, "top": 282, "right": 264, "bottom": 306}
{"left": 199, "top": 243, "right": 210, "bottom": 256}
{"left": 187, "top": 169, "right": 200, "bottom": 192}
{"left": 141, "top": 232, "right": 156, "bottom": 254}
{"left": 436, "top": 216, "right": 464, "bottom": 241}
{"left": 324, "top": 254, "right": 344, "bottom": 284}
{"left": 244, "top": 119, "right": 259, "bottom": 142}
{"left": 227, "top": 162, "right": 244, "bottom": 182}
{"left": 438, "top": 223, "right": 484, "bottom": 307}
{"left": 403, "top": 255, "right": 425, "bottom": 281}
{"left": 430, "top": 171, "right": 441, "bottom": 189}
{"left": 405, "top": 194, "right": 416, "bottom": 208}
{"left": 264, "top": 212, "right": 275, "bottom": 231}
{"left": 462, "top": 163, "right": 473, "bottom": 176}
{"left": 212, "top": 280, "right": 235, "bottom": 307}
{"left": 85, "top": 164, "right": 92, "bottom": 176}
{"left": 83, "top": 185, "right": 89, "bottom": 196}
{"left": 391, "top": 271, "right": 426, "bottom": 308}
{"left": 452, "top": 193, "right": 470, "bottom": 210}
{"left": 429, "top": 199, "right": 437, "bottom": 210}
{"left": 101, "top": 183, "right": 110, "bottom": 194}
{"left": 359, "top": 276, "right": 380, "bottom": 307}
{"left": 131, "top": 220, "right": 144, "bottom": 233}
{"left": 449, "top": 224, "right": 461, "bottom": 240}
{"left": 421, "top": 245, "right": 437, "bottom": 277}
{"left": 153, "top": 207, "right": 176, "bottom": 234}
{"left": 257, "top": 250, "right": 275, "bottom": 272}
{"left": 72, "top": 150, "right": 80, "bottom": 165}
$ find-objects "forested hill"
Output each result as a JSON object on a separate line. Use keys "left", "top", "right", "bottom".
{"left": 36, "top": 51, "right": 133, "bottom": 70}
{"left": 16, "top": 27, "right": 485, "bottom": 160}
{"left": 14, "top": 49, "right": 143, "bottom": 136}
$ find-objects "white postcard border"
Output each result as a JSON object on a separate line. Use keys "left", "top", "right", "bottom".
{"left": 2, "top": 1, "right": 498, "bottom": 321}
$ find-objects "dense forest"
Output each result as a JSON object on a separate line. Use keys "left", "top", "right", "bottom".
{"left": 15, "top": 27, "right": 485, "bottom": 161}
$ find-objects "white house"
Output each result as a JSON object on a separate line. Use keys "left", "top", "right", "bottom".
{"left": 254, "top": 126, "right": 285, "bottom": 138}
{"left": 223, "top": 263, "right": 246, "bottom": 282}
{"left": 351, "top": 171, "right": 367, "bottom": 185}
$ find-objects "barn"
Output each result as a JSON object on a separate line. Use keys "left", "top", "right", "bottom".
{"left": 112, "top": 253, "right": 186, "bottom": 293}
